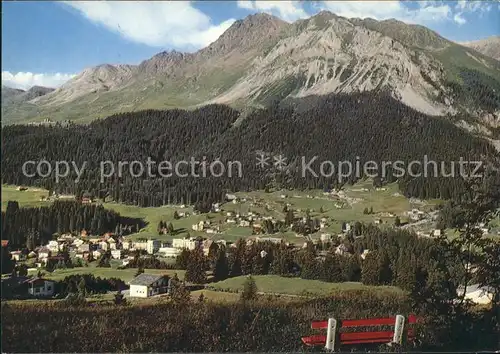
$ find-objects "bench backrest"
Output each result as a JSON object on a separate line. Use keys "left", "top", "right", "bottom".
{"left": 302, "top": 314, "right": 418, "bottom": 348}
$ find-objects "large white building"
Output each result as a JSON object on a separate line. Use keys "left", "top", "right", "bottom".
{"left": 129, "top": 273, "right": 168, "bottom": 298}
{"left": 132, "top": 241, "right": 148, "bottom": 251}
{"left": 172, "top": 238, "right": 199, "bottom": 250}
{"left": 158, "top": 247, "right": 182, "bottom": 258}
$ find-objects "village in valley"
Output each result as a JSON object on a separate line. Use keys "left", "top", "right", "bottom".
{"left": 2, "top": 181, "right": 499, "bottom": 304}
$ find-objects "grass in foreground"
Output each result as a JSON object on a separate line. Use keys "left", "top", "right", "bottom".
{"left": 209, "top": 275, "right": 402, "bottom": 296}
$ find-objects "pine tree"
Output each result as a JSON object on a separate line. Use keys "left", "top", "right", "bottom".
{"left": 285, "top": 209, "right": 294, "bottom": 226}
{"left": 240, "top": 275, "right": 258, "bottom": 302}
{"left": 77, "top": 278, "right": 86, "bottom": 297}
{"left": 361, "top": 252, "right": 381, "bottom": 285}
{"left": 170, "top": 282, "right": 191, "bottom": 305}
{"left": 213, "top": 250, "right": 229, "bottom": 281}
{"left": 270, "top": 246, "right": 293, "bottom": 276}
{"left": 175, "top": 249, "right": 190, "bottom": 270}
{"left": 185, "top": 249, "right": 207, "bottom": 284}
{"left": 321, "top": 255, "right": 342, "bottom": 282}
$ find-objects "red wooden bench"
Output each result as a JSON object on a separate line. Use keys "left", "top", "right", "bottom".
{"left": 302, "top": 314, "right": 418, "bottom": 350}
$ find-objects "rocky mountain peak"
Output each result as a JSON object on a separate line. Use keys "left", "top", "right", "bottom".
{"left": 461, "top": 36, "right": 500, "bottom": 61}
{"left": 350, "top": 17, "right": 450, "bottom": 49}
{"left": 137, "top": 50, "right": 194, "bottom": 76}
{"left": 202, "top": 12, "right": 289, "bottom": 56}
{"left": 24, "top": 86, "right": 55, "bottom": 100}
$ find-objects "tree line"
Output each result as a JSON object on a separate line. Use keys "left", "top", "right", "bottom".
{"left": 1, "top": 200, "right": 143, "bottom": 248}
{"left": 3, "top": 92, "right": 498, "bottom": 208}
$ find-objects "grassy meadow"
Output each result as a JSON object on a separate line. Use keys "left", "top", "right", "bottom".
{"left": 28, "top": 265, "right": 185, "bottom": 283}
{"left": 2, "top": 180, "right": 445, "bottom": 245}
{"left": 208, "top": 275, "right": 402, "bottom": 297}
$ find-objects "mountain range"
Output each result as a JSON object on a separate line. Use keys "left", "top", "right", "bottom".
{"left": 2, "top": 11, "right": 499, "bottom": 132}
{"left": 461, "top": 36, "right": 500, "bottom": 62}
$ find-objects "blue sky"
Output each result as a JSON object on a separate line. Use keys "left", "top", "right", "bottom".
{"left": 2, "top": 1, "right": 499, "bottom": 89}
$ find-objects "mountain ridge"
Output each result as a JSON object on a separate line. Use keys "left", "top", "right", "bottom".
{"left": 2, "top": 11, "right": 499, "bottom": 129}
{"left": 2, "top": 85, "right": 55, "bottom": 105}
{"left": 460, "top": 36, "right": 500, "bottom": 61}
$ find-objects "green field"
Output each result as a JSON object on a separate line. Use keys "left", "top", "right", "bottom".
{"left": 28, "top": 264, "right": 185, "bottom": 283}
{"left": 1, "top": 185, "right": 51, "bottom": 211}
{"left": 191, "top": 289, "right": 241, "bottom": 303}
{"left": 101, "top": 180, "right": 439, "bottom": 242}
{"left": 1, "top": 181, "right": 446, "bottom": 243}
{"left": 209, "top": 275, "right": 402, "bottom": 296}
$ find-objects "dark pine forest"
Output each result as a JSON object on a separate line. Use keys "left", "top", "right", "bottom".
{"left": 2, "top": 92, "right": 499, "bottom": 208}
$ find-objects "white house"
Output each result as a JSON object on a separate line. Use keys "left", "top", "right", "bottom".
{"left": 361, "top": 249, "right": 370, "bottom": 260}
{"left": 108, "top": 238, "right": 117, "bottom": 250}
{"left": 26, "top": 278, "right": 56, "bottom": 297}
{"left": 240, "top": 220, "right": 250, "bottom": 227}
{"left": 73, "top": 238, "right": 84, "bottom": 247}
{"left": 47, "top": 240, "right": 59, "bottom": 253}
{"left": 192, "top": 220, "right": 205, "bottom": 231}
{"left": 147, "top": 239, "right": 161, "bottom": 254}
{"left": 93, "top": 250, "right": 104, "bottom": 259}
{"left": 255, "top": 237, "right": 283, "bottom": 244}
{"left": 342, "top": 223, "right": 352, "bottom": 233}
{"left": 37, "top": 247, "right": 51, "bottom": 261}
{"left": 172, "top": 238, "right": 198, "bottom": 250}
{"left": 122, "top": 240, "right": 132, "bottom": 250}
{"left": 129, "top": 273, "right": 168, "bottom": 298}
{"left": 480, "top": 228, "right": 490, "bottom": 235}
{"left": 10, "top": 251, "right": 25, "bottom": 261}
{"left": 132, "top": 241, "right": 148, "bottom": 251}
{"left": 78, "top": 243, "right": 90, "bottom": 253}
{"left": 111, "top": 249, "right": 122, "bottom": 259}
{"left": 158, "top": 247, "right": 181, "bottom": 258}
{"left": 100, "top": 241, "right": 109, "bottom": 251}
{"left": 457, "top": 284, "right": 494, "bottom": 305}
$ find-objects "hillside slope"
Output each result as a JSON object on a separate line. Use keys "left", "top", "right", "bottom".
{"left": 3, "top": 92, "right": 499, "bottom": 206}
{"left": 461, "top": 36, "right": 500, "bottom": 61}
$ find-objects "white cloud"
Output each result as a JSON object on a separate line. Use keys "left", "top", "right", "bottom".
{"left": 317, "top": 1, "right": 454, "bottom": 25}
{"left": 2, "top": 71, "right": 76, "bottom": 90}
{"left": 453, "top": 13, "right": 467, "bottom": 25}
{"left": 236, "top": 0, "right": 310, "bottom": 22}
{"left": 63, "top": 1, "right": 236, "bottom": 49}
{"left": 236, "top": 1, "right": 495, "bottom": 27}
